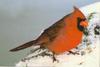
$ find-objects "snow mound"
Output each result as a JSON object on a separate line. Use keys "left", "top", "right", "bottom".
{"left": 16, "top": 2, "right": 100, "bottom": 67}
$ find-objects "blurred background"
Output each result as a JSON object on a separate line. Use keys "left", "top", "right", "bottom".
{"left": 0, "top": 0, "right": 99, "bottom": 66}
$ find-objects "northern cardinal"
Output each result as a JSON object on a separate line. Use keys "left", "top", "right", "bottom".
{"left": 10, "top": 7, "right": 88, "bottom": 55}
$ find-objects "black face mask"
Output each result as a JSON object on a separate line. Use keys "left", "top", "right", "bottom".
{"left": 77, "top": 17, "right": 86, "bottom": 31}
{"left": 77, "top": 17, "right": 89, "bottom": 35}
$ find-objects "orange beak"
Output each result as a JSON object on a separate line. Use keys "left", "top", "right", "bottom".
{"left": 80, "top": 21, "right": 88, "bottom": 28}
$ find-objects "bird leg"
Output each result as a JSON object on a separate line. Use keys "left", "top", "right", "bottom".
{"left": 31, "top": 51, "right": 58, "bottom": 62}
{"left": 52, "top": 52, "right": 59, "bottom": 62}
{"left": 40, "top": 51, "right": 58, "bottom": 62}
{"left": 33, "top": 46, "right": 58, "bottom": 62}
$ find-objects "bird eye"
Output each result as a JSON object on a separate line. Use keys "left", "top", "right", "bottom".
{"left": 77, "top": 17, "right": 86, "bottom": 22}
{"left": 82, "top": 18, "right": 86, "bottom": 21}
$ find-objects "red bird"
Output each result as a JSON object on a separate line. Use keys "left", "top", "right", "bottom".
{"left": 10, "top": 7, "right": 88, "bottom": 56}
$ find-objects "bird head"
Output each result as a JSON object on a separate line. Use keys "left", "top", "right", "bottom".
{"left": 70, "top": 6, "right": 88, "bottom": 32}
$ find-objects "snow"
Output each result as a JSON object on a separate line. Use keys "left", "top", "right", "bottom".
{"left": 16, "top": 2, "right": 100, "bottom": 67}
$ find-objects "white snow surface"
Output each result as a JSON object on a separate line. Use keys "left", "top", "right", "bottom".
{"left": 16, "top": 2, "right": 100, "bottom": 67}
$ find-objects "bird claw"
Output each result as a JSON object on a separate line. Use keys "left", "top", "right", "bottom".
{"left": 68, "top": 51, "right": 80, "bottom": 55}
{"left": 52, "top": 55, "right": 59, "bottom": 63}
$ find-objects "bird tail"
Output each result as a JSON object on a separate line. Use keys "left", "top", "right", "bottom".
{"left": 10, "top": 40, "right": 37, "bottom": 52}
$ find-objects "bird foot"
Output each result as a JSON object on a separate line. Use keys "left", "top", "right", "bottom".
{"left": 68, "top": 51, "right": 80, "bottom": 55}
{"left": 52, "top": 55, "right": 59, "bottom": 63}
{"left": 39, "top": 51, "right": 59, "bottom": 62}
